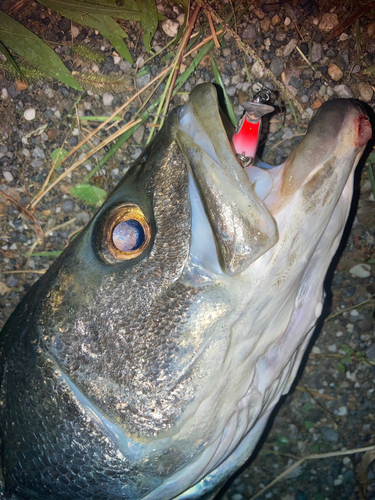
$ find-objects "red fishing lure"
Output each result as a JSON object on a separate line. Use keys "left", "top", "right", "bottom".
{"left": 232, "top": 101, "right": 274, "bottom": 167}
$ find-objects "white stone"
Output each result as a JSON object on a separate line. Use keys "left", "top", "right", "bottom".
{"left": 1, "top": 88, "right": 8, "bottom": 99}
{"left": 284, "top": 17, "right": 291, "bottom": 26}
{"left": 328, "top": 344, "right": 337, "bottom": 352}
{"left": 24, "top": 108, "right": 36, "bottom": 121}
{"left": 339, "top": 33, "right": 349, "bottom": 41}
{"left": 312, "top": 346, "right": 321, "bottom": 354}
{"left": 72, "top": 128, "right": 80, "bottom": 136}
{"left": 71, "top": 25, "right": 80, "bottom": 38}
{"left": 3, "top": 171, "right": 13, "bottom": 182}
{"left": 336, "top": 331, "right": 343, "bottom": 337}
{"left": 283, "top": 39, "right": 297, "bottom": 57}
{"left": 251, "top": 60, "right": 265, "bottom": 79}
{"left": 350, "top": 309, "right": 359, "bottom": 316}
{"left": 336, "top": 406, "right": 347, "bottom": 416}
{"left": 177, "top": 13, "right": 185, "bottom": 26}
{"left": 349, "top": 263, "right": 371, "bottom": 278}
{"left": 92, "top": 63, "right": 100, "bottom": 73}
{"left": 113, "top": 55, "right": 121, "bottom": 65}
{"left": 162, "top": 19, "right": 179, "bottom": 37}
{"left": 103, "top": 93, "right": 114, "bottom": 107}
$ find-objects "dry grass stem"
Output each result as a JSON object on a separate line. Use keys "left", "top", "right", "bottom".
{"left": 29, "top": 64, "right": 172, "bottom": 210}
{"left": 325, "top": 294, "right": 375, "bottom": 322}
{"left": 295, "top": 385, "right": 336, "bottom": 401}
{"left": 249, "top": 445, "right": 375, "bottom": 500}
{"left": 206, "top": 8, "right": 220, "bottom": 48}
{"left": 29, "top": 118, "right": 141, "bottom": 210}
{"left": 3, "top": 269, "right": 48, "bottom": 275}
{"left": 184, "top": 30, "right": 224, "bottom": 58}
{"left": 199, "top": 0, "right": 305, "bottom": 117}
{"left": 295, "top": 45, "right": 316, "bottom": 72}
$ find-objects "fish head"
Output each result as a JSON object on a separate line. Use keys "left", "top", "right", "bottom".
{"left": 0, "top": 84, "right": 371, "bottom": 500}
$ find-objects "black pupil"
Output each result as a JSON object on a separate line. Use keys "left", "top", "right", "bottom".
{"left": 112, "top": 219, "right": 145, "bottom": 252}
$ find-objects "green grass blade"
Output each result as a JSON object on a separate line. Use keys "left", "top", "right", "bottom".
{"left": 39, "top": 0, "right": 134, "bottom": 62}
{"left": 84, "top": 0, "right": 248, "bottom": 179}
{"left": 211, "top": 55, "right": 237, "bottom": 127}
{"left": 367, "top": 161, "right": 375, "bottom": 200}
{"left": 0, "top": 12, "right": 82, "bottom": 90}
{"left": 138, "top": 0, "right": 158, "bottom": 52}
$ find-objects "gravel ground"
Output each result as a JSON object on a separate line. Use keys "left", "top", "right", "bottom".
{"left": 0, "top": 0, "right": 375, "bottom": 499}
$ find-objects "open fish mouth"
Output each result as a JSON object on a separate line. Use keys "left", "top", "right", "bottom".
{"left": 140, "top": 86, "right": 372, "bottom": 499}
{"left": 0, "top": 83, "right": 371, "bottom": 500}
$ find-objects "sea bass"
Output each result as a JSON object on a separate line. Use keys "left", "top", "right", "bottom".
{"left": 0, "top": 84, "right": 372, "bottom": 500}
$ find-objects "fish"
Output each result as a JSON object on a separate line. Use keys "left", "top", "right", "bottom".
{"left": 0, "top": 83, "right": 372, "bottom": 500}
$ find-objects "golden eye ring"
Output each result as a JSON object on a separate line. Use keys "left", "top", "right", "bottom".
{"left": 98, "top": 204, "right": 151, "bottom": 263}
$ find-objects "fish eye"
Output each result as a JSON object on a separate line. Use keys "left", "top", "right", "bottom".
{"left": 96, "top": 204, "right": 151, "bottom": 263}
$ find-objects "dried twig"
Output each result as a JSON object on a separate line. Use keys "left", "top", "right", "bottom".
{"left": 206, "top": 6, "right": 220, "bottom": 48}
{"left": 198, "top": 0, "right": 305, "bottom": 117}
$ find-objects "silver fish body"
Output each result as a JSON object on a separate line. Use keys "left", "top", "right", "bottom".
{"left": 0, "top": 84, "right": 372, "bottom": 500}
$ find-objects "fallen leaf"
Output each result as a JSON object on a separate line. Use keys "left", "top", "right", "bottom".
{"left": 0, "top": 281, "right": 11, "bottom": 295}
{"left": 0, "top": 248, "right": 13, "bottom": 258}
{"left": 14, "top": 79, "right": 28, "bottom": 91}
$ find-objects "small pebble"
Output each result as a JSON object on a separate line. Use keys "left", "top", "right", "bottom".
{"left": 133, "top": 126, "right": 144, "bottom": 144}
{"left": 103, "top": 93, "right": 114, "bottom": 107}
{"left": 62, "top": 200, "right": 74, "bottom": 213}
{"left": 7, "top": 276, "right": 18, "bottom": 287}
{"left": 162, "top": 19, "right": 179, "bottom": 37}
{"left": 242, "top": 24, "right": 257, "bottom": 39}
{"left": 136, "top": 74, "right": 151, "bottom": 88}
{"left": 328, "top": 63, "right": 343, "bottom": 81}
{"left": 270, "top": 57, "right": 284, "bottom": 77}
{"left": 339, "top": 33, "right": 349, "bottom": 41}
{"left": 71, "top": 25, "right": 79, "bottom": 37}
{"left": 1, "top": 88, "right": 8, "bottom": 99}
{"left": 113, "top": 55, "right": 121, "bottom": 65}
{"left": 311, "top": 42, "right": 323, "bottom": 63}
{"left": 336, "top": 406, "right": 348, "bottom": 416}
{"left": 355, "top": 82, "right": 373, "bottom": 102}
{"left": 284, "top": 17, "right": 291, "bottom": 27}
{"left": 120, "top": 60, "right": 132, "bottom": 72}
{"left": 251, "top": 61, "right": 265, "bottom": 79}
{"left": 365, "top": 344, "right": 375, "bottom": 360}
{"left": 349, "top": 264, "right": 371, "bottom": 278}
{"left": 334, "top": 84, "right": 353, "bottom": 98}
{"left": 320, "top": 427, "right": 338, "bottom": 443}
{"left": 3, "top": 171, "right": 13, "bottom": 182}
{"left": 32, "top": 146, "right": 46, "bottom": 160}
{"left": 231, "top": 494, "right": 243, "bottom": 500}
{"left": 283, "top": 39, "right": 297, "bottom": 57}
{"left": 177, "top": 13, "right": 185, "bottom": 26}
{"left": 24, "top": 108, "right": 36, "bottom": 121}
{"left": 319, "top": 13, "right": 339, "bottom": 32}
